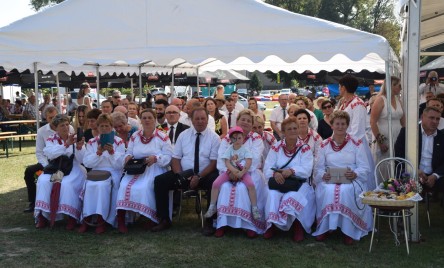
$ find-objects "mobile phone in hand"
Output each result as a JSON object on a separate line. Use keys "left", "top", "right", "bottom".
{"left": 76, "top": 127, "right": 84, "bottom": 142}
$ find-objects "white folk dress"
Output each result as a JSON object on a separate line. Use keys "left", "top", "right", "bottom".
{"left": 340, "top": 96, "right": 376, "bottom": 190}
{"left": 216, "top": 131, "right": 267, "bottom": 233}
{"left": 34, "top": 134, "right": 87, "bottom": 221}
{"left": 263, "top": 140, "right": 315, "bottom": 233}
{"left": 116, "top": 129, "right": 173, "bottom": 223}
{"left": 260, "top": 131, "right": 276, "bottom": 168}
{"left": 312, "top": 135, "right": 373, "bottom": 240}
{"left": 81, "top": 136, "right": 125, "bottom": 227}
{"left": 371, "top": 96, "right": 403, "bottom": 183}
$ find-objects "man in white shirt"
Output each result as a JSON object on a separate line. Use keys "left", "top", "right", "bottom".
{"left": 269, "top": 94, "right": 288, "bottom": 140}
{"left": 419, "top": 71, "right": 444, "bottom": 104}
{"left": 22, "top": 106, "right": 75, "bottom": 212}
{"left": 224, "top": 97, "right": 239, "bottom": 129}
{"left": 152, "top": 107, "right": 220, "bottom": 234}
{"left": 426, "top": 98, "right": 444, "bottom": 130}
{"left": 230, "top": 91, "right": 245, "bottom": 112}
{"left": 179, "top": 99, "right": 216, "bottom": 131}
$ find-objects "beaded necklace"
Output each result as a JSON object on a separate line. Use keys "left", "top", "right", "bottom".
{"left": 139, "top": 130, "right": 155, "bottom": 144}
{"left": 329, "top": 136, "right": 348, "bottom": 152}
{"left": 283, "top": 141, "right": 298, "bottom": 157}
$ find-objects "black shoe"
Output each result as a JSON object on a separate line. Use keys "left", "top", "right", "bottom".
{"left": 23, "top": 203, "right": 34, "bottom": 213}
{"left": 202, "top": 224, "right": 216, "bottom": 236}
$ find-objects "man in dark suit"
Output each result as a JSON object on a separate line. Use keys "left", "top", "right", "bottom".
{"left": 162, "top": 105, "right": 189, "bottom": 145}
{"left": 395, "top": 107, "right": 444, "bottom": 191}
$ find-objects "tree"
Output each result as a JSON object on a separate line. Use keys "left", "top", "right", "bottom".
{"left": 30, "top": 0, "right": 64, "bottom": 11}
{"left": 249, "top": 73, "right": 263, "bottom": 92}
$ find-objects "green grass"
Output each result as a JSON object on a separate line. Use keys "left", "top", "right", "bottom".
{"left": 1, "top": 140, "right": 444, "bottom": 267}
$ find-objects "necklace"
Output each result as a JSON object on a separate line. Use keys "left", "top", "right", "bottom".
{"left": 140, "top": 131, "right": 154, "bottom": 144}
{"left": 298, "top": 132, "right": 310, "bottom": 144}
{"left": 330, "top": 137, "right": 348, "bottom": 152}
{"left": 283, "top": 142, "right": 297, "bottom": 157}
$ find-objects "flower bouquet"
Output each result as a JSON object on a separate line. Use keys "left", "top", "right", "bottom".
{"left": 360, "top": 173, "right": 422, "bottom": 207}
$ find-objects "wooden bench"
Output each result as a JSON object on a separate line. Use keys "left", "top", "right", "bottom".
{"left": 0, "top": 133, "right": 37, "bottom": 158}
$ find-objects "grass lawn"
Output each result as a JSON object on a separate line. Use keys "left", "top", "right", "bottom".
{"left": 1, "top": 140, "right": 444, "bottom": 267}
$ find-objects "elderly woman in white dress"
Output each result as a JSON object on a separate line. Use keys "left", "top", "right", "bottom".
{"left": 313, "top": 111, "right": 372, "bottom": 245}
{"left": 116, "top": 109, "right": 172, "bottom": 233}
{"left": 34, "top": 114, "right": 86, "bottom": 230}
{"left": 79, "top": 114, "right": 125, "bottom": 234}
{"left": 263, "top": 117, "right": 315, "bottom": 242}
{"left": 252, "top": 115, "right": 276, "bottom": 168}
{"left": 294, "top": 109, "right": 323, "bottom": 157}
{"left": 215, "top": 109, "right": 266, "bottom": 238}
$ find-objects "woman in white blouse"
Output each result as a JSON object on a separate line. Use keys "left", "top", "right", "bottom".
{"left": 79, "top": 114, "right": 125, "bottom": 234}
{"left": 34, "top": 114, "right": 86, "bottom": 230}
{"left": 263, "top": 117, "right": 315, "bottom": 242}
{"left": 312, "top": 111, "right": 372, "bottom": 245}
{"left": 116, "top": 109, "right": 173, "bottom": 233}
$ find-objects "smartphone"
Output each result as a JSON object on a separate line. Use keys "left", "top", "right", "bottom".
{"left": 76, "top": 127, "right": 84, "bottom": 142}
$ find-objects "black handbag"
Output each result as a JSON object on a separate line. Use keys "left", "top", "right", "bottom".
{"left": 43, "top": 145, "right": 75, "bottom": 176}
{"left": 268, "top": 145, "right": 308, "bottom": 193}
{"left": 124, "top": 158, "right": 147, "bottom": 175}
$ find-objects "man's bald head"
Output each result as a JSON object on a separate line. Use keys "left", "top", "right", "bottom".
{"left": 171, "top": 98, "right": 183, "bottom": 110}
{"left": 113, "top": 105, "right": 128, "bottom": 115}
{"left": 165, "top": 105, "right": 180, "bottom": 125}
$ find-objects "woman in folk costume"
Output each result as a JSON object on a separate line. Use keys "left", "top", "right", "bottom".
{"left": 294, "top": 109, "right": 323, "bottom": 158}
{"left": 263, "top": 117, "right": 315, "bottom": 242}
{"left": 252, "top": 115, "right": 276, "bottom": 168}
{"left": 35, "top": 114, "right": 86, "bottom": 229}
{"left": 116, "top": 109, "right": 173, "bottom": 233}
{"left": 79, "top": 114, "right": 125, "bottom": 234}
{"left": 215, "top": 109, "right": 266, "bottom": 238}
{"left": 336, "top": 75, "right": 376, "bottom": 190}
{"left": 313, "top": 111, "right": 372, "bottom": 245}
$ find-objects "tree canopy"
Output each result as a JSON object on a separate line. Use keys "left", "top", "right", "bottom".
{"left": 30, "top": 0, "right": 64, "bottom": 11}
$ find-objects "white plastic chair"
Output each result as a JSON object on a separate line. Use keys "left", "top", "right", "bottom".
{"left": 370, "top": 157, "right": 417, "bottom": 255}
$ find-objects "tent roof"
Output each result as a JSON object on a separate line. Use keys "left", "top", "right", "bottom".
{"left": 0, "top": 0, "right": 395, "bottom": 74}
{"left": 420, "top": 55, "right": 444, "bottom": 70}
{"left": 419, "top": 0, "right": 444, "bottom": 50}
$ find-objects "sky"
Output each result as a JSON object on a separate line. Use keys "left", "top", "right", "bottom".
{"left": 0, "top": 0, "right": 36, "bottom": 28}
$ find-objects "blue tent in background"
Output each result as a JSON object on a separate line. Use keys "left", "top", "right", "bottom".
{"left": 327, "top": 84, "right": 380, "bottom": 97}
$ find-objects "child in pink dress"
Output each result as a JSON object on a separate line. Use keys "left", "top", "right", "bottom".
{"left": 204, "top": 126, "right": 260, "bottom": 220}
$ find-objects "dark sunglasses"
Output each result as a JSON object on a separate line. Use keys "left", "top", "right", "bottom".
{"left": 322, "top": 105, "right": 333, "bottom": 109}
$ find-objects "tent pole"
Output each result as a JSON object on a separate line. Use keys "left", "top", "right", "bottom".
{"left": 139, "top": 66, "right": 143, "bottom": 105}
{"left": 96, "top": 66, "right": 100, "bottom": 107}
{"left": 33, "top": 62, "right": 40, "bottom": 129}
{"left": 404, "top": 0, "right": 421, "bottom": 242}
{"left": 385, "top": 60, "right": 393, "bottom": 160}
{"left": 55, "top": 73, "right": 62, "bottom": 114}
{"left": 171, "top": 67, "right": 175, "bottom": 100}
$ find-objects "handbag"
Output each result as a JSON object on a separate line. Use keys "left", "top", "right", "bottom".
{"left": 124, "top": 158, "right": 147, "bottom": 175}
{"left": 268, "top": 144, "right": 308, "bottom": 193}
{"left": 44, "top": 145, "right": 75, "bottom": 176}
{"left": 86, "top": 170, "right": 111, "bottom": 181}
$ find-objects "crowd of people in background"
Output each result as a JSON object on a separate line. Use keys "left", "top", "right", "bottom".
{"left": 1, "top": 71, "right": 441, "bottom": 244}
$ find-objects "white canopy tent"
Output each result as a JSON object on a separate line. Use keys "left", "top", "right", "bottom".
{"left": 0, "top": 0, "right": 397, "bottom": 74}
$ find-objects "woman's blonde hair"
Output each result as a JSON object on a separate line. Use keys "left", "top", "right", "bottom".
{"left": 379, "top": 76, "right": 401, "bottom": 96}
{"left": 254, "top": 115, "right": 265, "bottom": 126}
{"left": 236, "top": 109, "right": 255, "bottom": 122}
{"left": 330, "top": 110, "right": 350, "bottom": 126}
{"left": 96, "top": 113, "right": 113, "bottom": 126}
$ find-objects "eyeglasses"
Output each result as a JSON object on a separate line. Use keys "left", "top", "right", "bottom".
{"left": 322, "top": 105, "right": 333, "bottom": 109}
{"left": 113, "top": 96, "right": 121, "bottom": 99}
{"left": 166, "top": 111, "right": 179, "bottom": 115}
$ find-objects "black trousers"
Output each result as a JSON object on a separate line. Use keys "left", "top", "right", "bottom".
{"left": 24, "top": 163, "right": 43, "bottom": 204}
{"left": 154, "top": 170, "right": 218, "bottom": 221}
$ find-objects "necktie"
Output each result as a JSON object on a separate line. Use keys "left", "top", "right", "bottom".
{"left": 194, "top": 132, "right": 201, "bottom": 174}
{"left": 169, "top": 125, "right": 175, "bottom": 143}
{"left": 283, "top": 108, "right": 286, "bottom": 119}
{"left": 228, "top": 112, "right": 232, "bottom": 129}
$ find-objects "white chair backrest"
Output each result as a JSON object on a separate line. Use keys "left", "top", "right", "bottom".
{"left": 374, "top": 157, "right": 416, "bottom": 188}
